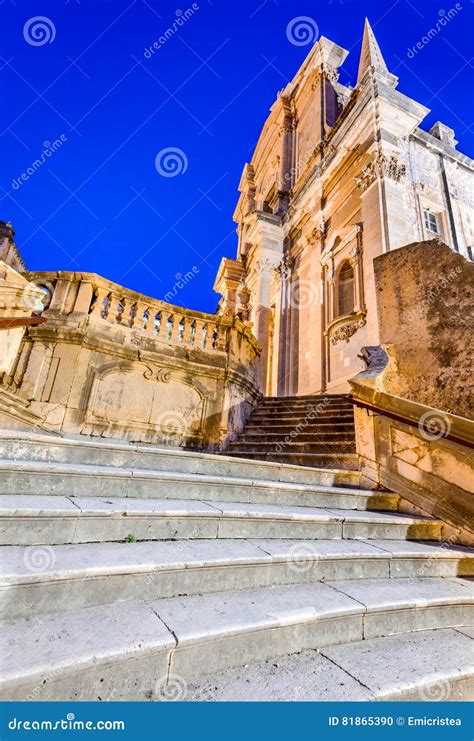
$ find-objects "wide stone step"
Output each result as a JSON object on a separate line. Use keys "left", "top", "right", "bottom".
{"left": 256, "top": 403, "right": 353, "bottom": 413}
{"left": 0, "top": 459, "right": 375, "bottom": 505}
{"left": 252, "top": 400, "right": 353, "bottom": 408}
{"left": 264, "top": 394, "right": 350, "bottom": 402}
{"left": 228, "top": 441, "right": 357, "bottom": 452}
{"left": 187, "top": 626, "right": 474, "bottom": 702}
{"left": 0, "top": 495, "right": 440, "bottom": 545}
{"left": 244, "top": 421, "right": 355, "bottom": 433}
{"left": 246, "top": 417, "right": 354, "bottom": 427}
{"left": 234, "top": 432, "right": 355, "bottom": 444}
{"left": 250, "top": 410, "right": 354, "bottom": 421}
{"left": 1, "top": 579, "right": 472, "bottom": 701}
{"left": 0, "top": 431, "right": 360, "bottom": 487}
{"left": 2, "top": 539, "right": 472, "bottom": 620}
{"left": 225, "top": 451, "right": 359, "bottom": 469}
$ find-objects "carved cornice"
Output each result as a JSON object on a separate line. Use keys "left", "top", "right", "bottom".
{"left": 354, "top": 154, "right": 406, "bottom": 191}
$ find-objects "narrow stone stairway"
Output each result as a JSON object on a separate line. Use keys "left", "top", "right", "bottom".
{"left": 0, "top": 429, "right": 472, "bottom": 702}
{"left": 225, "top": 394, "right": 357, "bottom": 469}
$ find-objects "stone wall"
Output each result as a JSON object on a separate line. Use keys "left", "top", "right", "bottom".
{"left": 373, "top": 240, "right": 473, "bottom": 418}
{"left": 1, "top": 271, "right": 261, "bottom": 448}
{"left": 350, "top": 240, "right": 474, "bottom": 545}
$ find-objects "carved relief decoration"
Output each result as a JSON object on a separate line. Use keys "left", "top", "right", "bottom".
{"left": 330, "top": 317, "right": 366, "bottom": 345}
{"left": 354, "top": 154, "right": 406, "bottom": 191}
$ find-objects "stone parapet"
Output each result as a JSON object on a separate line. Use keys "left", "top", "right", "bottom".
{"left": 3, "top": 271, "right": 261, "bottom": 448}
{"left": 350, "top": 345, "right": 474, "bottom": 546}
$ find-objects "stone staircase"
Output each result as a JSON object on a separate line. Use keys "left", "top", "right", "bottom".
{"left": 0, "top": 429, "right": 473, "bottom": 701}
{"left": 225, "top": 394, "right": 358, "bottom": 469}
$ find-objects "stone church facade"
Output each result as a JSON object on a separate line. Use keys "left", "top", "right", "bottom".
{"left": 0, "top": 19, "right": 473, "bottom": 703}
{"left": 214, "top": 20, "right": 474, "bottom": 396}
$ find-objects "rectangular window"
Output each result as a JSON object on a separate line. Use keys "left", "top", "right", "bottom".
{"left": 423, "top": 209, "right": 440, "bottom": 235}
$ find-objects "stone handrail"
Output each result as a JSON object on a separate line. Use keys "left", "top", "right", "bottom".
{"left": 349, "top": 345, "right": 474, "bottom": 546}
{"left": 25, "top": 270, "right": 260, "bottom": 359}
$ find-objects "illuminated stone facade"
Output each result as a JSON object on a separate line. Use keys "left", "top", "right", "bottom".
{"left": 215, "top": 20, "right": 474, "bottom": 395}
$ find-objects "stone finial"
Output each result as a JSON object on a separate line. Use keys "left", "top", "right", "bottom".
{"left": 0, "top": 221, "right": 15, "bottom": 243}
{"left": 357, "top": 19, "right": 397, "bottom": 87}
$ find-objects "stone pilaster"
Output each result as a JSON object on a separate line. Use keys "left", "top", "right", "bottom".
{"left": 244, "top": 212, "right": 284, "bottom": 391}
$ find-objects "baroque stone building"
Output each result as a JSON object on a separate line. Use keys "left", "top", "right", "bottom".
{"left": 0, "top": 19, "right": 473, "bottom": 703}
{"left": 214, "top": 20, "right": 474, "bottom": 395}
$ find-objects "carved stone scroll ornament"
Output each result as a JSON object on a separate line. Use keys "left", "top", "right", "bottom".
{"left": 143, "top": 367, "right": 171, "bottom": 383}
{"left": 330, "top": 317, "right": 366, "bottom": 345}
{"left": 354, "top": 154, "right": 406, "bottom": 191}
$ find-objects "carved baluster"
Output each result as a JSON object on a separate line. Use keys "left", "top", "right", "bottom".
{"left": 165, "top": 312, "right": 174, "bottom": 341}
{"left": 115, "top": 297, "right": 125, "bottom": 324}
{"left": 182, "top": 318, "right": 194, "bottom": 345}
{"left": 141, "top": 307, "right": 148, "bottom": 332}
{"left": 89, "top": 288, "right": 109, "bottom": 319}
{"left": 188, "top": 320, "right": 196, "bottom": 346}
{"left": 210, "top": 322, "right": 220, "bottom": 350}
{"left": 141, "top": 306, "right": 152, "bottom": 334}
{"left": 128, "top": 302, "right": 138, "bottom": 328}
{"left": 180, "top": 316, "right": 194, "bottom": 344}
{"left": 199, "top": 321, "right": 208, "bottom": 348}
{"left": 135, "top": 303, "right": 147, "bottom": 333}
{"left": 153, "top": 311, "right": 162, "bottom": 337}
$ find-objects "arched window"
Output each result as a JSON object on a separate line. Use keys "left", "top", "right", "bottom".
{"left": 337, "top": 261, "right": 355, "bottom": 317}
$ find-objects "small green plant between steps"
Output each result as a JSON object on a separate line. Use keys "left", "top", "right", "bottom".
{"left": 125, "top": 533, "right": 138, "bottom": 543}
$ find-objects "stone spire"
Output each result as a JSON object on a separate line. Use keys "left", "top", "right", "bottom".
{"left": 357, "top": 19, "right": 394, "bottom": 85}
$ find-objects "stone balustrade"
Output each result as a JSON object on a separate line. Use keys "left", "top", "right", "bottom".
{"left": 3, "top": 271, "right": 261, "bottom": 448}
{"left": 24, "top": 271, "right": 259, "bottom": 361}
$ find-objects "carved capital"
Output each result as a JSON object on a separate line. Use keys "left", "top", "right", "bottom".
{"left": 323, "top": 65, "right": 339, "bottom": 84}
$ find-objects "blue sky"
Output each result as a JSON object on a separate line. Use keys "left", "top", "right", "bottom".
{"left": 2, "top": 0, "right": 473, "bottom": 313}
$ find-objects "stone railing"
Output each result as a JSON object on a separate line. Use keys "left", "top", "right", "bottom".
{"left": 350, "top": 346, "right": 474, "bottom": 546}
{"left": 3, "top": 271, "right": 261, "bottom": 448}
{"left": 25, "top": 271, "right": 259, "bottom": 360}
